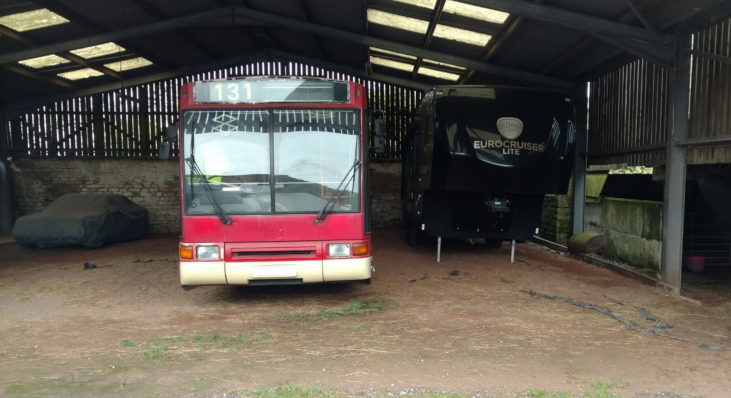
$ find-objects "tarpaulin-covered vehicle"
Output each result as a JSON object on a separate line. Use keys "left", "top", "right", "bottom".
{"left": 12, "top": 193, "right": 149, "bottom": 249}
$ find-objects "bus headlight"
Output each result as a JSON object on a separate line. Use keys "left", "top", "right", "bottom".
{"left": 196, "top": 245, "right": 220, "bottom": 260}
{"left": 328, "top": 243, "right": 351, "bottom": 258}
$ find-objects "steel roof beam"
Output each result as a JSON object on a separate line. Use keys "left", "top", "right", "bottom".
{"left": 212, "top": 0, "right": 272, "bottom": 51}
{"left": 0, "top": 64, "right": 77, "bottom": 89}
{"left": 539, "top": 2, "right": 652, "bottom": 77}
{"left": 676, "top": 0, "right": 731, "bottom": 34}
{"left": 460, "top": 0, "right": 547, "bottom": 85}
{"left": 686, "top": 48, "right": 731, "bottom": 66}
{"left": 128, "top": 0, "right": 218, "bottom": 60}
{"left": 294, "top": 0, "right": 326, "bottom": 59}
{"left": 411, "top": 0, "right": 447, "bottom": 81}
{"left": 237, "top": 0, "right": 280, "bottom": 50}
{"left": 0, "top": 7, "right": 231, "bottom": 65}
{"left": 622, "top": 0, "right": 660, "bottom": 40}
{"left": 234, "top": 7, "right": 574, "bottom": 90}
{"left": 590, "top": 32, "right": 673, "bottom": 69}
{"left": 456, "top": 0, "right": 670, "bottom": 46}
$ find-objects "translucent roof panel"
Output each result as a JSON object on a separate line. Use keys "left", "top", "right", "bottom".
{"left": 18, "top": 54, "right": 71, "bottom": 69}
{"left": 0, "top": 9, "right": 69, "bottom": 32}
{"left": 389, "top": 0, "right": 436, "bottom": 9}
{"left": 383, "top": 0, "right": 509, "bottom": 25}
{"left": 370, "top": 56, "right": 414, "bottom": 73}
{"left": 423, "top": 59, "right": 466, "bottom": 71}
{"left": 443, "top": 1, "right": 510, "bottom": 24}
{"left": 418, "top": 66, "right": 461, "bottom": 81}
{"left": 104, "top": 57, "right": 153, "bottom": 72}
{"left": 70, "top": 43, "right": 126, "bottom": 59}
{"left": 58, "top": 68, "right": 105, "bottom": 81}
{"left": 367, "top": 9, "right": 428, "bottom": 34}
{"left": 433, "top": 24, "right": 492, "bottom": 47}
{"left": 370, "top": 47, "right": 417, "bottom": 60}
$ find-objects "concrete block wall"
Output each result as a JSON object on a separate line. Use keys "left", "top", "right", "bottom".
{"left": 9, "top": 158, "right": 405, "bottom": 234}
{"left": 539, "top": 194, "right": 573, "bottom": 244}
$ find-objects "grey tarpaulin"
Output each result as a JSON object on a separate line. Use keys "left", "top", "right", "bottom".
{"left": 12, "top": 193, "right": 149, "bottom": 248}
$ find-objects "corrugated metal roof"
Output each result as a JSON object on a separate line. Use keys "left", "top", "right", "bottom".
{"left": 1, "top": 0, "right": 729, "bottom": 116}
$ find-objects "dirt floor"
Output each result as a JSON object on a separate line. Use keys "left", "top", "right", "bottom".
{"left": 0, "top": 227, "right": 730, "bottom": 398}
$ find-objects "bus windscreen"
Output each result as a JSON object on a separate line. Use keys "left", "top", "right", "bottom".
{"left": 182, "top": 109, "right": 360, "bottom": 216}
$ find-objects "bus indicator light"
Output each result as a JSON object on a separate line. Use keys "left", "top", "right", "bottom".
{"left": 180, "top": 245, "right": 194, "bottom": 260}
{"left": 352, "top": 242, "right": 369, "bottom": 257}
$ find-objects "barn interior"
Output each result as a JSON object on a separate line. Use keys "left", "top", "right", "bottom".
{"left": 1, "top": 0, "right": 731, "bottom": 297}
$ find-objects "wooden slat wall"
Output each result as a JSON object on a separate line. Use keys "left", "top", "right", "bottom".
{"left": 588, "top": 17, "right": 731, "bottom": 167}
{"left": 688, "top": 17, "right": 731, "bottom": 165}
{"left": 588, "top": 59, "right": 670, "bottom": 167}
{"left": 6, "top": 62, "right": 422, "bottom": 159}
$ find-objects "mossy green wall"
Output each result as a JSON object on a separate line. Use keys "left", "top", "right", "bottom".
{"left": 599, "top": 198, "right": 663, "bottom": 241}
{"left": 586, "top": 198, "right": 663, "bottom": 271}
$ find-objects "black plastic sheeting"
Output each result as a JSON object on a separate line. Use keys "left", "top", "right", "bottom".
{"left": 12, "top": 193, "right": 149, "bottom": 248}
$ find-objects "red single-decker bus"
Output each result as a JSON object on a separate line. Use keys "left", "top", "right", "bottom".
{"left": 176, "top": 76, "right": 372, "bottom": 287}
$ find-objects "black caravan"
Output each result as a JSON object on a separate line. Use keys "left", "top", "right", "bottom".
{"left": 402, "top": 85, "right": 575, "bottom": 248}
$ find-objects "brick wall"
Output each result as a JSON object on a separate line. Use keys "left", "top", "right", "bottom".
{"left": 11, "top": 158, "right": 180, "bottom": 233}
{"left": 10, "top": 158, "right": 404, "bottom": 233}
{"left": 369, "top": 160, "right": 402, "bottom": 227}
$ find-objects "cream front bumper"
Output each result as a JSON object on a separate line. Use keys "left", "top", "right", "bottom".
{"left": 180, "top": 257, "right": 372, "bottom": 286}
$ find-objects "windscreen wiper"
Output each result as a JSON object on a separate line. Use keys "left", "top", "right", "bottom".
{"left": 314, "top": 159, "right": 360, "bottom": 224}
{"left": 186, "top": 156, "right": 232, "bottom": 225}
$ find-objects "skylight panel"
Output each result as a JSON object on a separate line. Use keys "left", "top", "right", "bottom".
{"left": 370, "top": 56, "right": 414, "bottom": 73}
{"left": 418, "top": 66, "right": 461, "bottom": 81}
{"left": 70, "top": 43, "right": 126, "bottom": 59}
{"left": 18, "top": 54, "right": 71, "bottom": 69}
{"left": 58, "top": 68, "right": 104, "bottom": 81}
{"left": 389, "top": 0, "right": 436, "bottom": 9}
{"left": 104, "top": 57, "right": 153, "bottom": 72}
{"left": 433, "top": 24, "right": 492, "bottom": 47}
{"left": 370, "top": 47, "right": 417, "bottom": 60}
{"left": 367, "top": 9, "right": 428, "bottom": 34}
{"left": 443, "top": 1, "right": 510, "bottom": 24}
{"left": 423, "top": 59, "right": 466, "bottom": 71}
{"left": 0, "top": 9, "right": 69, "bottom": 32}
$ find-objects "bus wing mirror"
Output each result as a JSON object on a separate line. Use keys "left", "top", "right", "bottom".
{"left": 158, "top": 123, "right": 178, "bottom": 160}
{"left": 165, "top": 124, "right": 178, "bottom": 140}
{"left": 158, "top": 141, "right": 171, "bottom": 160}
